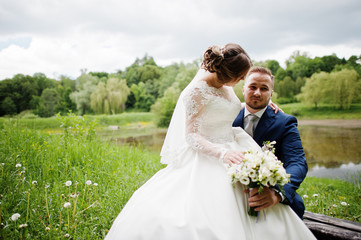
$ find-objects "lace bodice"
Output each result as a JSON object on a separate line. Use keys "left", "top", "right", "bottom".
{"left": 183, "top": 80, "right": 242, "bottom": 160}
{"left": 160, "top": 70, "right": 244, "bottom": 166}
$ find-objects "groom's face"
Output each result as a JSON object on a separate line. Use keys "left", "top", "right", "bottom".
{"left": 243, "top": 72, "right": 273, "bottom": 111}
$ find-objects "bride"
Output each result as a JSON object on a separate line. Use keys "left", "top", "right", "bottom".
{"left": 105, "top": 43, "right": 316, "bottom": 239}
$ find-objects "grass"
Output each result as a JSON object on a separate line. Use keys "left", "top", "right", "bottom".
{"left": 0, "top": 111, "right": 360, "bottom": 238}
{"left": 0, "top": 117, "right": 164, "bottom": 239}
{"left": 280, "top": 103, "right": 361, "bottom": 119}
{"left": 299, "top": 176, "right": 361, "bottom": 223}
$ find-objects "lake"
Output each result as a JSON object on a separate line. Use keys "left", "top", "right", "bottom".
{"left": 109, "top": 121, "right": 361, "bottom": 182}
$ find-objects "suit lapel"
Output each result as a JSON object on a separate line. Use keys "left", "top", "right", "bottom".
{"left": 253, "top": 107, "right": 275, "bottom": 145}
{"left": 234, "top": 108, "right": 245, "bottom": 128}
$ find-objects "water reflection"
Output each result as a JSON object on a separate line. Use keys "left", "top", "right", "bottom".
{"left": 298, "top": 125, "right": 361, "bottom": 180}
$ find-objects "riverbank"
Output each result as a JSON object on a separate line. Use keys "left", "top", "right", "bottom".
{"left": 299, "top": 119, "right": 361, "bottom": 128}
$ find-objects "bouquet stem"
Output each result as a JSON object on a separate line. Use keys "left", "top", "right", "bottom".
{"left": 248, "top": 181, "right": 259, "bottom": 217}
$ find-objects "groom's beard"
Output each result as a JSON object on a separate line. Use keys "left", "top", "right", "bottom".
{"left": 246, "top": 98, "right": 270, "bottom": 110}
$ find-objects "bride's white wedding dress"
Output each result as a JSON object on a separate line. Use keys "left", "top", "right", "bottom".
{"left": 105, "top": 70, "right": 316, "bottom": 240}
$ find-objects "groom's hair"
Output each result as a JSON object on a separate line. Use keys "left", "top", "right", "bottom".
{"left": 246, "top": 66, "right": 274, "bottom": 86}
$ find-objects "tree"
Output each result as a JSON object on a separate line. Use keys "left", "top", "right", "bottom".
{"left": 151, "top": 85, "right": 181, "bottom": 127}
{"left": 70, "top": 73, "right": 99, "bottom": 115}
{"left": 130, "top": 82, "right": 155, "bottom": 111}
{"left": 327, "top": 69, "right": 359, "bottom": 109}
{"left": 90, "top": 78, "right": 130, "bottom": 114}
{"left": 35, "top": 88, "right": 60, "bottom": 117}
{"left": 298, "top": 72, "right": 329, "bottom": 108}
{"left": 1, "top": 97, "right": 17, "bottom": 115}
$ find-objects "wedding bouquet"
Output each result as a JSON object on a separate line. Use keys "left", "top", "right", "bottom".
{"left": 227, "top": 141, "right": 290, "bottom": 217}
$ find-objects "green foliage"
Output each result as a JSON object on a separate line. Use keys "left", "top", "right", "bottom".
{"left": 130, "top": 82, "right": 155, "bottom": 111}
{"left": 70, "top": 74, "right": 99, "bottom": 115}
{"left": 35, "top": 88, "right": 60, "bottom": 117}
{"left": 90, "top": 78, "right": 130, "bottom": 114}
{"left": 151, "top": 86, "right": 181, "bottom": 127}
{"left": 298, "top": 69, "right": 360, "bottom": 109}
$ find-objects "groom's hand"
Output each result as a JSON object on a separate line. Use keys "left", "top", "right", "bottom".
{"left": 246, "top": 187, "right": 281, "bottom": 211}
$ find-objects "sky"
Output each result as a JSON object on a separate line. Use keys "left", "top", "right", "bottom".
{"left": 1, "top": 0, "right": 361, "bottom": 80}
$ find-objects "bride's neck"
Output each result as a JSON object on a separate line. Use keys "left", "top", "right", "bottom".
{"left": 204, "top": 72, "right": 223, "bottom": 89}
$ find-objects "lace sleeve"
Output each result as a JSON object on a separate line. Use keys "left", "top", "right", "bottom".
{"left": 184, "top": 86, "right": 227, "bottom": 162}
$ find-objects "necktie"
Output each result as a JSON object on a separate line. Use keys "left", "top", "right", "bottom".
{"left": 244, "top": 114, "right": 258, "bottom": 137}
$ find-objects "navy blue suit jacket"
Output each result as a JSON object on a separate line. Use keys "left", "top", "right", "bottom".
{"left": 233, "top": 106, "right": 308, "bottom": 219}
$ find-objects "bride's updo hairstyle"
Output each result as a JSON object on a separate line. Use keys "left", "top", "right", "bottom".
{"left": 201, "top": 43, "right": 252, "bottom": 84}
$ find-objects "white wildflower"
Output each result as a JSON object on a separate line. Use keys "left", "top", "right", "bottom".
{"left": 332, "top": 204, "right": 338, "bottom": 207}
{"left": 11, "top": 213, "right": 21, "bottom": 221}
{"left": 15, "top": 163, "right": 21, "bottom": 168}
{"left": 312, "top": 194, "right": 319, "bottom": 198}
{"left": 93, "top": 183, "right": 98, "bottom": 187}
{"left": 341, "top": 201, "right": 349, "bottom": 206}
{"left": 85, "top": 180, "right": 92, "bottom": 185}
{"left": 303, "top": 195, "right": 309, "bottom": 199}
{"left": 65, "top": 181, "right": 72, "bottom": 187}
{"left": 45, "top": 227, "right": 50, "bottom": 231}
{"left": 45, "top": 184, "right": 50, "bottom": 189}
{"left": 32, "top": 180, "right": 38, "bottom": 185}
{"left": 64, "top": 233, "right": 70, "bottom": 238}
{"left": 19, "top": 223, "right": 28, "bottom": 229}
{"left": 64, "top": 202, "right": 71, "bottom": 208}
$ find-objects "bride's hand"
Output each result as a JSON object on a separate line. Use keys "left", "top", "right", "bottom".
{"left": 222, "top": 150, "right": 244, "bottom": 165}
{"left": 268, "top": 101, "right": 283, "bottom": 114}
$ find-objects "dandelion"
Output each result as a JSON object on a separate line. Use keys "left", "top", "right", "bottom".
{"left": 341, "top": 201, "right": 349, "bottom": 206}
{"left": 312, "top": 194, "right": 319, "bottom": 198}
{"left": 93, "top": 183, "right": 98, "bottom": 187}
{"left": 70, "top": 193, "right": 78, "bottom": 198}
{"left": 64, "top": 233, "right": 70, "bottom": 238}
{"left": 45, "top": 226, "right": 50, "bottom": 231}
{"left": 15, "top": 163, "right": 21, "bottom": 168}
{"left": 32, "top": 180, "right": 37, "bottom": 185}
{"left": 86, "top": 180, "right": 92, "bottom": 185}
{"left": 65, "top": 181, "right": 72, "bottom": 187}
{"left": 332, "top": 204, "right": 338, "bottom": 207}
{"left": 303, "top": 195, "right": 309, "bottom": 199}
{"left": 1, "top": 163, "right": 4, "bottom": 166}
{"left": 64, "top": 202, "right": 71, "bottom": 208}
{"left": 11, "top": 213, "right": 21, "bottom": 221}
{"left": 19, "top": 223, "right": 28, "bottom": 229}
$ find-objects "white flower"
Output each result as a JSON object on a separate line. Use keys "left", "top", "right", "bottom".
{"left": 65, "top": 181, "right": 72, "bottom": 187}
{"left": 19, "top": 223, "right": 28, "bottom": 229}
{"left": 32, "top": 180, "right": 38, "bottom": 185}
{"left": 70, "top": 193, "right": 77, "bottom": 198}
{"left": 85, "top": 180, "right": 92, "bottom": 185}
{"left": 1, "top": 163, "right": 4, "bottom": 166}
{"left": 332, "top": 204, "right": 338, "bottom": 207}
{"left": 341, "top": 201, "right": 349, "bottom": 206}
{"left": 15, "top": 163, "right": 21, "bottom": 168}
{"left": 93, "top": 183, "right": 98, "bottom": 187}
{"left": 45, "top": 227, "right": 50, "bottom": 231}
{"left": 312, "top": 194, "right": 319, "bottom": 198}
{"left": 64, "top": 202, "right": 71, "bottom": 208}
{"left": 11, "top": 213, "right": 21, "bottom": 221}
{"left": 303, "top": 195, "right": 309, "bottom": 199}
{"left": 45, "top": 184, "right": 50, "bottom": 189}
{"left": 64, "top": 233, "right": 70, "bottom": 238}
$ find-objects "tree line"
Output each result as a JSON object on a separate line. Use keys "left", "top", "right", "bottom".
{"left": 1, "top": 52, "right": 360, "bottom": 127}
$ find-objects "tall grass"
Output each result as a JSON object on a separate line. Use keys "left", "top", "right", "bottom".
{"left": 0, "top": 114, "right": 163, "bottom": 239}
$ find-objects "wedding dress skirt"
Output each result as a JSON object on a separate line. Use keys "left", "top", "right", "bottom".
{"left": 105, "top": 129, "right": 315, "bottom": 240}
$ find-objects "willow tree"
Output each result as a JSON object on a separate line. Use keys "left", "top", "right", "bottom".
{"left": 90, "top": 78, "right": 130, "bottom": 114}
{"left": 297, "top": 72, "right": 329, "bottom": 108}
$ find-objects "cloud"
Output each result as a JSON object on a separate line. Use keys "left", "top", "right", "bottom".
{"left": 0, "top": 0, "right": 360, "bottom": 79}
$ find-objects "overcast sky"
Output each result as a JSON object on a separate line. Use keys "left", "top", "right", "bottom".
{"left": 1, "top": 0, "right": 360, "bottom": 80}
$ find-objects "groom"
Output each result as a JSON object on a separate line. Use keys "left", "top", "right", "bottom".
{"left": 233, "top": 66, "right": 308, "bottom": 219}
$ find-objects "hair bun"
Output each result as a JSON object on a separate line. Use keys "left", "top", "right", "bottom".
{"left": 202, "top": 46, "right": 224, "bottom": 73}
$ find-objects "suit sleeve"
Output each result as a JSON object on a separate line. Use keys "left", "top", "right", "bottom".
{"left": 278, "top": 115, "right": 308, "bottom": 205}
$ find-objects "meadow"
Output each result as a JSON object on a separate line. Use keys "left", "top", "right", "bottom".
{"left": 0, "top": 107, "right": 360, "bottom": 239}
